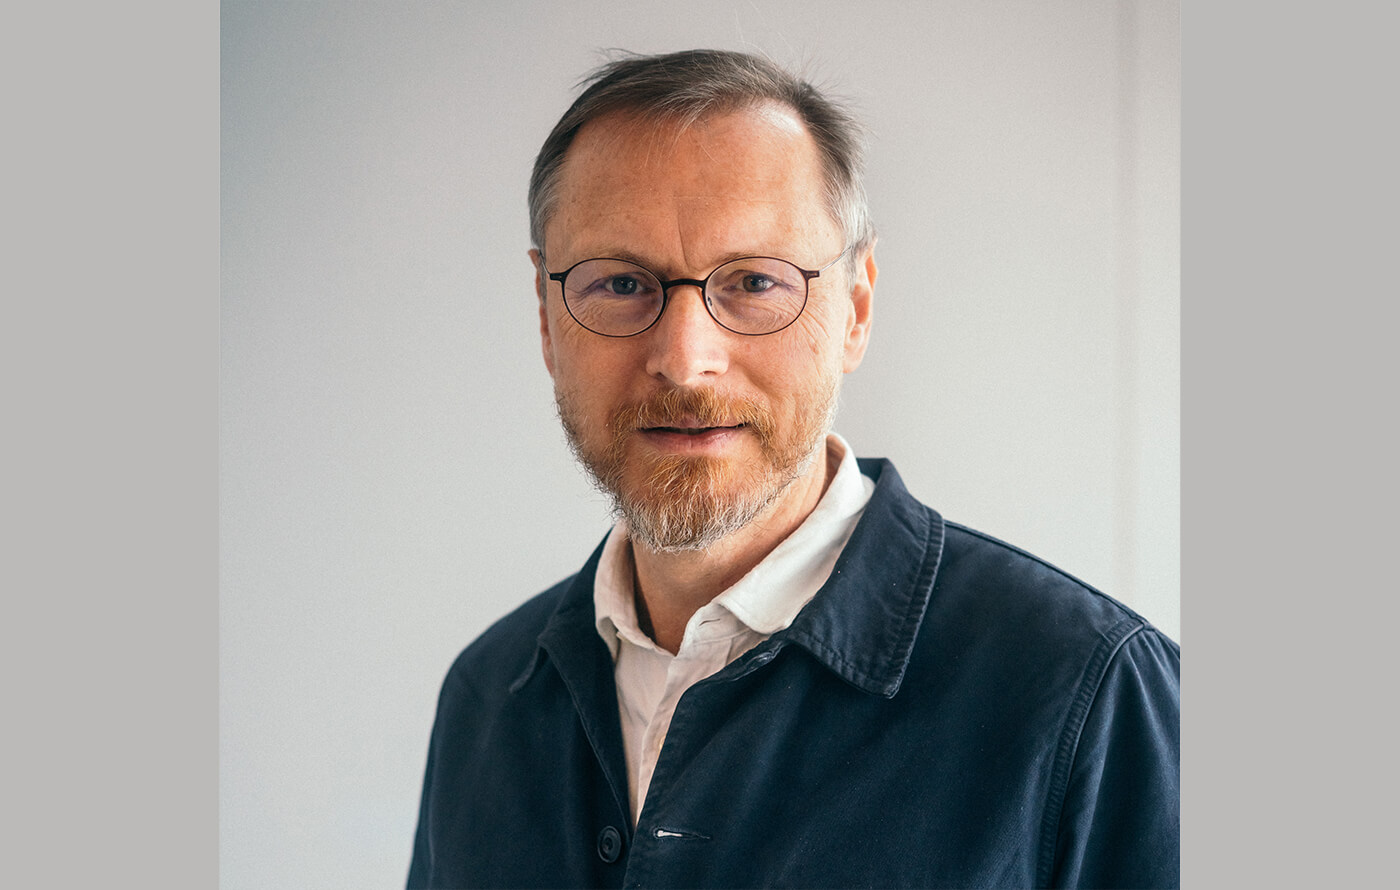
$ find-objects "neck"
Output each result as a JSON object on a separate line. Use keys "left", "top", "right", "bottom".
{"left": 630, "top": 439, "right": 838, "bottom": 653}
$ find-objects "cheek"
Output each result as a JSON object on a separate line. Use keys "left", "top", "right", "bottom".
{"left": 766, "top": 311, "right": 847, "bottom": 379}
{"left": 549, "top": 314, "right": 610, "bottom": 377}
{"left": 549, "top": 330, "right": 635, "bottom": 419}
{"left": 740, "top": 333, "right": 841, "bottom": 426}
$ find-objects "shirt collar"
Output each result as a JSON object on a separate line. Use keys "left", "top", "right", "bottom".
{"left": 592, "top": 434, "right": 874, "bottom": 658}
{"left": 712, "top": 435, "right": 874, "bottom": 634}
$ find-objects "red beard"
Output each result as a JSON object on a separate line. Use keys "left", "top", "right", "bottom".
{"left": 557, "top": 381, "right": 836, "bottom": 552}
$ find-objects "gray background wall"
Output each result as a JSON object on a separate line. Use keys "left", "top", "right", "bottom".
{"left": 221, "top": 2, "right": 1179, "bottom": 887}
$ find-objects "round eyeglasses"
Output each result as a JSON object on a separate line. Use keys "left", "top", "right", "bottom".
{"left": 545, "top": 248, "right": 850, "bottom": 338}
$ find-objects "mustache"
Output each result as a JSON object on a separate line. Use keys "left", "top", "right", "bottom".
{"left": 609, "top": 387, "right": 774, "bottom": 442}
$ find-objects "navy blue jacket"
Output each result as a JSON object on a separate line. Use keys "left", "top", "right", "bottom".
{"left": 408, "top": 459, "right": 1180, "bottom": 888}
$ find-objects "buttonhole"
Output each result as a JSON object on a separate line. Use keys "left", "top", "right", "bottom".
{"left": 654, "top": 827, "right": 711, "bottom": 840}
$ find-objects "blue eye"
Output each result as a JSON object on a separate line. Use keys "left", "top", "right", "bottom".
{"left": 608, "top": 276, "right": 641, "bottom": 295}
{"left": 741, "top": 274, "right": 775, "bottom": 293}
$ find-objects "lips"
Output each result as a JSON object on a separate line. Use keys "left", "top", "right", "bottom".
{"left": 639, "top": 411, "right": 746, "bottom": 435}
{"left": 644, "top": 423, "right": 747, "bottom": 435}
{"left": 636, "top": 418, "right": 749, "bottom": 455}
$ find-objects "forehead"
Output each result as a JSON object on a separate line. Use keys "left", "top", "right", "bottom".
{"left": 545, "top": 104, "right": 841, "bottom": 267}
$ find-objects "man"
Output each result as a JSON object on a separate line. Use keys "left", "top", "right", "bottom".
{"left": 409, "top": 49, "right": 1179, "bottom": 889}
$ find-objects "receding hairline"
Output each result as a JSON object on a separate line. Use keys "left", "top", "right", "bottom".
{"left": 528, "top": 49, "right": 875, "bottom": 265}
{"left": 554, "top": 100, "right": 822, "bottom": 180}
{"left": 541, "top": 103, "right": 840, "bottom": 262}
{"left": 540, "top": 100, "right": 841, "bottom": 249}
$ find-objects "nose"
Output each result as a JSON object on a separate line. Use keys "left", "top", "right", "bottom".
{"left": 643, "top": 284, "right": 730, "bottom": 387}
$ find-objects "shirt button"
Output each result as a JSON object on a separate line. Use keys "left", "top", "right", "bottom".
{"left": 596, "top": 825, "right": 624, "bottom": 864}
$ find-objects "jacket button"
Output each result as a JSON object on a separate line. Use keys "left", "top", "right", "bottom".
{"left": 596, "top": 825, "right": 623, "bottom": 863}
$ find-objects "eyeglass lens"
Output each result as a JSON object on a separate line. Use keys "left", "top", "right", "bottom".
{"left": 560, "top": 257, "right": 810, "bottom": 336}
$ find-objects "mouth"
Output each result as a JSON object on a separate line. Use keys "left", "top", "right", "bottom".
{"left": 643, "top": 422, "right": 747, "bottom": 435}
{"left": 636, "top": 420, "right": 749, "bottom": 454}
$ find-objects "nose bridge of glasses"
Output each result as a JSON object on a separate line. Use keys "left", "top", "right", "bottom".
{"left": 656, "top": 275, "right": 719, "bottom": 327}
{"left": 659, "top": 275, "right": 710, "bottom": 296}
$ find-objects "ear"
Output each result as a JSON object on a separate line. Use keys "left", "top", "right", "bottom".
{"left": 841, "top": 244, "right": 877, "bottom": 373}
{"left": 530, "top": 248, "right": 557, "bottom": 378}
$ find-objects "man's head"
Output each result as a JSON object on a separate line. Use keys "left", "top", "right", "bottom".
{"left": 529, "top": 50, "right": 877, "bottom": 553}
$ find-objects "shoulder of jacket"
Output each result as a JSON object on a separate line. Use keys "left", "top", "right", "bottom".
{"left": 441, "top": 574, "right": 578, "bottom": 693}
{"left": 936, "top": 520, "right": 1172, "bottom": 648}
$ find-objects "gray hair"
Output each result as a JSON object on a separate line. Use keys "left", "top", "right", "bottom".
{"left": 528, "top": 49, "right": 875, "bottom": 267}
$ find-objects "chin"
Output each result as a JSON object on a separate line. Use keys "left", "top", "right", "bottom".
{"left": 615, "top": 441, "right": 817, "bottom": 553}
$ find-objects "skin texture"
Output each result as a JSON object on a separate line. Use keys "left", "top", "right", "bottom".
{"left": 532, "top": 104, "right": 877, "bottom": 653}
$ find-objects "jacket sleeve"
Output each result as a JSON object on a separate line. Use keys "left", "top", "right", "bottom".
{"left": 406, "top": 665, "right": 459, "bottom": 890}
{"left": 406, "top": 725, "right": 437, "bottom": 889}
{"left": 406, "top": 655, "right": 481, "bottom": 890}
{"left": 1047, "top": 628, "right": 1181, "bottom": 888}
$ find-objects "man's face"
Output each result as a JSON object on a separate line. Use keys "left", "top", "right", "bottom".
{"left": 533, "top": 104, "right": 874, "bottom": 552}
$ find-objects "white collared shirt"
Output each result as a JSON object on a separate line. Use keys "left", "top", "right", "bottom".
{"left": 593, "top": 433, "right": 876, "bottom": 824}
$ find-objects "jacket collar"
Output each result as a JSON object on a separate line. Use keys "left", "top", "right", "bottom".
{"left": 773, "top": 458, "right": 944, "bottom": 696}
{"left": 525, "top": 458, "right": 944, "bottom": 700}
